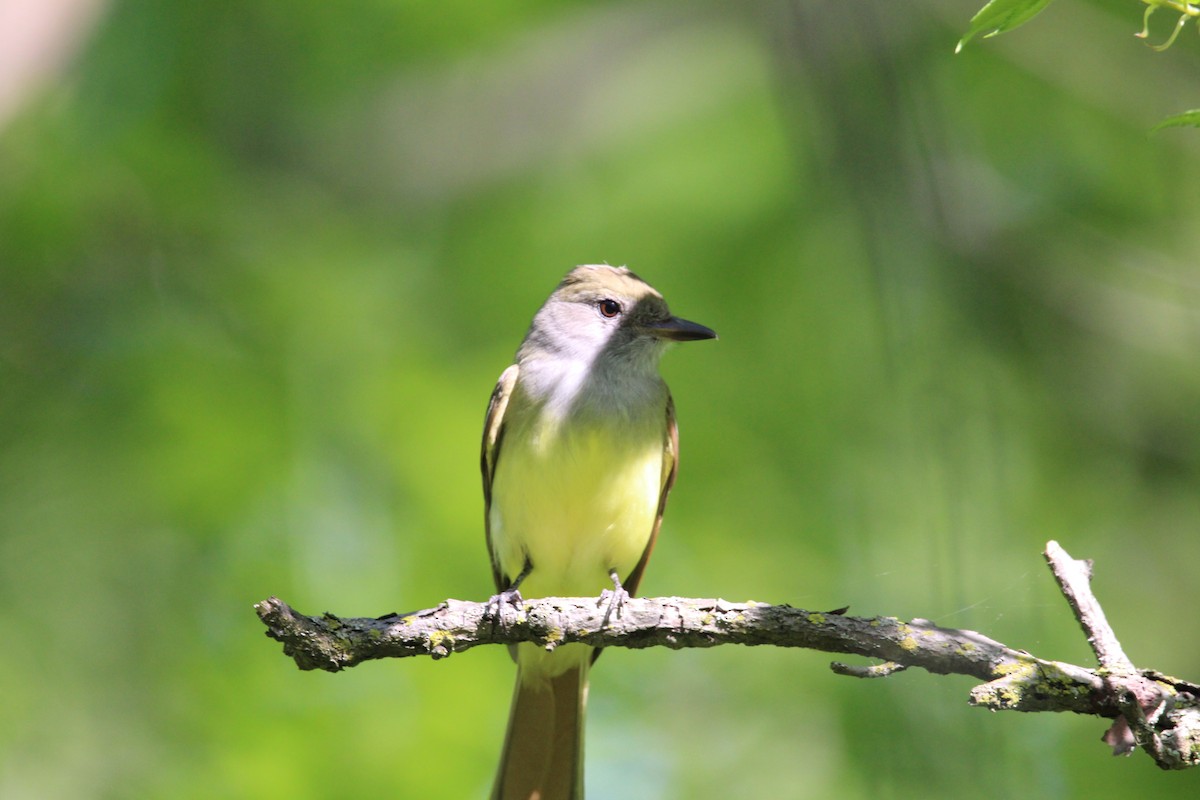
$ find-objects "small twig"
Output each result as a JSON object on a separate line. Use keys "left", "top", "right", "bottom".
{"left": 1044, "top": 540, "right": 1134, "bottom": 674}
{"left": 831, "top": 660, "right": 908, "bottom": 678}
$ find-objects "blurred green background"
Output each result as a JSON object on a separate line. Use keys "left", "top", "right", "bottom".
{"left": 2, "top": 0, "right": 1199, "bottom": 797}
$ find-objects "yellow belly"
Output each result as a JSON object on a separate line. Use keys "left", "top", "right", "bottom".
{"left": 490, "top": 417, "right": 663, "bottom": 681}
{"left": 489, "top": 419, "right": 663, "bottom": 602}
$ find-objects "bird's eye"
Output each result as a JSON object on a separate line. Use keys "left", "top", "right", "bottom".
{"left": 597, "top": 299, "right": 622, "bottom": 318}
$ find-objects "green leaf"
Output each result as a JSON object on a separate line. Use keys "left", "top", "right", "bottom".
{"left": 1151, "top": 109, "right": 1200, "bottom": 132}
{"left": 956, "top": 0, "right": 1056, "bottom": 53}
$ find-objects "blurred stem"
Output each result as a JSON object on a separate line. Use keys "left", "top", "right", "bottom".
{"left": 1138, "top": 0, "right": 1199, "bottom": 51}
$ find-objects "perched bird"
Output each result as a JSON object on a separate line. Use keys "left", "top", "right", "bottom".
{"left": 482, "top": 265, "right": 716, "bottom": 799}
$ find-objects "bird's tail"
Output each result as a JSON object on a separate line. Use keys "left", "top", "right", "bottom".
{"left": 492, "top": 649, "right": 589, "bottom": 800}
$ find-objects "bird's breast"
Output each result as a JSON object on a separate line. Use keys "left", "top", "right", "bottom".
{"left": 489, "top": 414, "right": 664, "bottom": 599}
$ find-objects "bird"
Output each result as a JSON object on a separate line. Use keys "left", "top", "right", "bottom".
{"left": 482, "top": 264, "right": 716, "bottom": 799}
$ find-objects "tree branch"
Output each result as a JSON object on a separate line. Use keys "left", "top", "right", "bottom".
{"left": 1043, "top": 540, "right": 1199, "bottom": 765}
{"left": 254, "top": 540, "right": 1200, "bottom": 770}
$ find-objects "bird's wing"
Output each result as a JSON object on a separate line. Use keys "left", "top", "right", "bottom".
{"left": 482, "top": 363, "right": 519, "bottom": 591}
{"left": 622, "top": 392, "right": 678, "bottom": 597}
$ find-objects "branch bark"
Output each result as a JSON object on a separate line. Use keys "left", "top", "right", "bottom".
{"left": 254, "top": 540, "right": 1200, "bottom": 770}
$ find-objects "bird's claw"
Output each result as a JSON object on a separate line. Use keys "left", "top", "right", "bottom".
{"left": 597, "top": 570, "right": 630, "bottom": 626}
{"left": 485, "top": 587, "right": 525, "bottom": 622}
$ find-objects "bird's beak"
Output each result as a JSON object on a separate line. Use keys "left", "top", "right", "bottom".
{"left": 647, "top": 316, "right": 718, "bottom": 342}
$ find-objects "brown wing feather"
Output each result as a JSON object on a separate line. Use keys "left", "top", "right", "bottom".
{"left": 621, "top": 392, "right": 678, "bottom": 598}
{"left": 482, "top": 364, "right": 519, "bottom": 591}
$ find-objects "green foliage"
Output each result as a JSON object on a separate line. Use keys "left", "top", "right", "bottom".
{"left": 1152, "top": 108, "right": 1200, "bottom": 130}
{"left": 956, "top": 0, "right": 1056, "bottom": 53}
{"left": 960, "top": 0, "right": 1200, "bottom": 126}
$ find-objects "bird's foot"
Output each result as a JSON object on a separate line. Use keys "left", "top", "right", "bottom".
{"left": 485, "top": 586, "right": 525, "bottom": 622}
{"left": 597, "top": 569, "right": 629, "bottom": 627}
{"left": 486, "top": 560, "right": 532, "bottom": 622}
